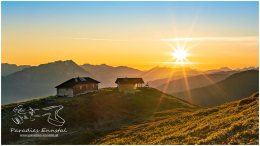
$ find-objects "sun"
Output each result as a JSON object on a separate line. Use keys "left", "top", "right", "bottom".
{"left": 171, "top": 48, "right": 189, "bottom": 64}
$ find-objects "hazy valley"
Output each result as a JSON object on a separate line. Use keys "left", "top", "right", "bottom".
{"left": 1, "top": 60, "right": 258, "bottom": 106}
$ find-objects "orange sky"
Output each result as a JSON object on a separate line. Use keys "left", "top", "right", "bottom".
{"left": 2, "top": 2, "right": 259, "bottom": 71}
{"left": 2, "top": 36, "right": 258, "bottom": 70}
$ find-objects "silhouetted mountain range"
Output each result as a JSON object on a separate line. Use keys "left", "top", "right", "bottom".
{"left": 172, "top": 70, "right": 259, "bottom": 107}
{"left": 1, "top": 60, "right": 258, "bottom": 105}
{"left": 152, "top": 71, "right": 236, "bottom": 93}
{"left": 139, "top": 66, "right": 200, "bottom": 81}
{"left": 2, "top": 60, "right": 92, "bottom": 104}
{"left": 205, "top": 67, "right": 233, "bottom": 74}
{"left": 1, "top": 63, "right": 31, "bottom": 76}
{"left": 81, "top": 64, "right": 142, "bottom": 87}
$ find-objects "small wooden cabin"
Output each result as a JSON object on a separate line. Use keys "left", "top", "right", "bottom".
{"left": 115, "top": 78, "right": 144, "bottom": 92}
{"left": 55, "top": 77, "right": 100, "bottom": 97}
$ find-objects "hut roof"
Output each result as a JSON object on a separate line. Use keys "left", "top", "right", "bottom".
{"left": 115, "top": 78, "right": 144, "bottom": 84}
{"left": 55, "top": 77, "right": 100, "bottom": 88}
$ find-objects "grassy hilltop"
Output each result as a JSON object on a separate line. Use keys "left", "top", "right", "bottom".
{"left": 2, "top": 87, "right": 198, "bottom": 144}
{"left": 1, "top": 88, "right": 258, "bottom": 144}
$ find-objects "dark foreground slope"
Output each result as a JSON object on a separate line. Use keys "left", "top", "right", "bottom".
{"left": 2, "top": 88, "right": 197, "bottom": 144}
{"left": 95, "top": 92, "right": 259, "bottom": 145}
{"left": 172, "top": 70, "right": 259, "bottom": 107}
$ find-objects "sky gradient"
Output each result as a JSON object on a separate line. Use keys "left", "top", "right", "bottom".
{"left": 2, "top": 1, "right": 259, "bottom": 70}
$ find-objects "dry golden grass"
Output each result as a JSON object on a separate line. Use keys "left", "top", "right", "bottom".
{"left": 94, "top": 93, "right": 259, "bottom": 145}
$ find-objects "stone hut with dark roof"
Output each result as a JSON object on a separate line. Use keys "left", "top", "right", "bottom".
{"left": 55, "top": 77, "right": 100, "bottom": 97}
{"left": 115, "top": 78, "right": 144, "bottom": 92}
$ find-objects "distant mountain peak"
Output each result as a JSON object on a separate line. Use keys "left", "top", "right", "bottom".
{"left": 81, "top": 63, "right": 141, "bottom": 71}
{"left": 217, "top": 67, "right": 232, "bottom": 71}
{"left": 2, "top": 60, "right": 93, "bottom": 104}
{"left": 51, "top": 60, "right": 75, "bottom": 64}
{"left": 82, "top": 63, "right": 112, "bottom": 68}
{"left": 36, "top": 60, "right": 77, "bottom": 67}
{"left": 1, "top": 63, "right": 31, "bottom": 76}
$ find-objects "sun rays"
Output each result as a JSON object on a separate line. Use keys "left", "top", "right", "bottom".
{"left": 171, "top": 48, "right": 189, "bottom": 65}
{"left": 172, "top": 48, "right": 188, "bottom": 61}
{"left": 154, "top": 39, "right": 230, "bottom": 104}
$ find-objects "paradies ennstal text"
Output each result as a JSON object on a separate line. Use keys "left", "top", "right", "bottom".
{"left": 10, "top": 128, "right": 67, "bottom": 133}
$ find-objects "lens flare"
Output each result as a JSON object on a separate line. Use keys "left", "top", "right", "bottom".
{"left": 171, "top": 48, "right": 189, "bottom": 64}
